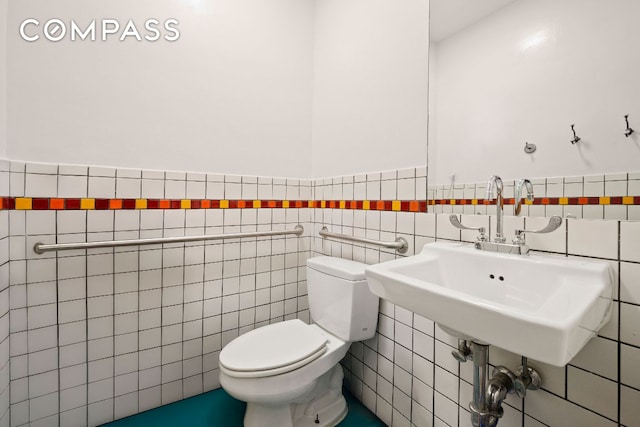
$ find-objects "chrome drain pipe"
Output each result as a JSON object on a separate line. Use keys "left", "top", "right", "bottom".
{"left": 463, "top": 342, "right": 542, "bottom": 427}
{"left": 469, "top": 342, "right": 501, "bottom": 427}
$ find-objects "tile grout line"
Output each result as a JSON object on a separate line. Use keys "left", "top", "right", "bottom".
{"left": 159, "top": 172, "right": 166, "bottom": 407}
{"left": 112, "top": 172, "right": 117, "bottom": 422}
{"left": 181, "top": 176, "right": 187, "bottom": 401}
{"left": 200, "top": 178, "right": 208, "bottom": 394}
{"left": 84, "top": 166, "right": 90, "bottom": 426}
{"left": 617, "top": 220, "right": 622, "bottom": 427}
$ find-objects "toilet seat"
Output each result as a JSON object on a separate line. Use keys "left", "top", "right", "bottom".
{"left": 219, "top": 319, "right": 328, "bottom": 378}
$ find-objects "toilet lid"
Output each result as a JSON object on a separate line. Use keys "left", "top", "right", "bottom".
{"left": 219, "top": 319, "right": 328, "bottom": 376}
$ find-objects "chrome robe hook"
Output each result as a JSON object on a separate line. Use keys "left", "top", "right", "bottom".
{"left": 570, "top": 124, "right": 581, "bottom": 144}
{"left": 625, "top": 115, "right": 634, "bottom": 137}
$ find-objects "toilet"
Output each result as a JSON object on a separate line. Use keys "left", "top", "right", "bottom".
{"left": 218, "top": 256, "right": 380, "bottom": 427}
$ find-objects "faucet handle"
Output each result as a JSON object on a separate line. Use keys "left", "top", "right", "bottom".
{"left": 449, "top": 215, "right": 488, "bottom": 241}
{"left": 513, "top": 216, "right": 563, "bottom": 244}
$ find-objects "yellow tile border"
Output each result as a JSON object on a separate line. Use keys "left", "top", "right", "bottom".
{"left": 80, "top": 198, "right": 95, "bottom": 210}
{"left": 15, "top": 198, "right": 32, "bottom": 210}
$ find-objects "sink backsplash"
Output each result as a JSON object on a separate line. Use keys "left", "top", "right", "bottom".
{"left": 428, "top": 172, "right": 640, "bottom": 221}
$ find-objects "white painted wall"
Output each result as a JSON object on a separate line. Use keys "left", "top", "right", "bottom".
{"left": 427, "top": 41, "right": 438, "bottom": 188}
{"left": 430, "top": 0, "right": 515, "bottom": 42}
{"left": 6, "top": 0, "right": 314, "bottom": 177}
{"left": 0, "top": 0, "right": 7, "bottom": 159}
{"left": 311, "top": 0, "right": 429, "bottom": 178}
{"left": 431, "top": 0, "right": 640, "bottom": 185}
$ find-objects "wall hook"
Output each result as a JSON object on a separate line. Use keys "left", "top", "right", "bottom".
{"left": 523, "top": 142, "right": 536, "bottom": 154}
{"left": 624, "top": 115, "right": 635, "bottom": 137}
{"left": 570, "top": 124, "right": 581, "bottom": 144}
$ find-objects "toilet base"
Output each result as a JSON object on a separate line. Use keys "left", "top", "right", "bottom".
{"left": 292, "top": 394, "right": 347, "bottom": 427}
{"left": 242, "top": 364, "right": 347, "bottom": 427}
{"left": 244, "top": 395, "right": 346, "bottom": 427}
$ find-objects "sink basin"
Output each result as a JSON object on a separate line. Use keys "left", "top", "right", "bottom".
{"left": 365, "top": 242, "right": 613, "bottom": 366}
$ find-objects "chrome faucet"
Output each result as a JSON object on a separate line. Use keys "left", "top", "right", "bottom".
{"left": 514, "top": 179, "right": 534, "bottom": 216}
{"left": 457, "top": 175, "right": 561, "bottom": 255}
{"left": 485, "top": 175, "right": 505, "bottom": 243}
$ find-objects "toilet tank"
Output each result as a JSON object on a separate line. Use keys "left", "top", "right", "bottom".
{"left": 306, "top": 256, "right": 379, "bottom": 342}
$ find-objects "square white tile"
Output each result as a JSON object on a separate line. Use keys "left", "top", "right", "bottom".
{"left": 566, "top": 366, "right": 618, "bottom": 421}
{"left": 621, "top": 302, "right": 640, "bottom": 347}
{"left": 620, "top": 221, "right": 640, "bottom": 262}
{"left": 436, "top": 214, "right": 460, "bottom": 241}
{"left": 567, "top": 219, "right": 618, "bottom": 259}
{"left": 621, "top": 385, "right": 640, "bottom": 426}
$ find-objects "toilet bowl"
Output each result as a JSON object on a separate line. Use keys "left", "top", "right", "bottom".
{"left": 220, "top": 321, "right": 350, "bottom": 426}
{"left": 218, "top": 256, "right": 380, "bottom": 427}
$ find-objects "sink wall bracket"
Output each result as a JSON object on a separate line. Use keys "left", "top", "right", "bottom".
{"left": 452, "top": 339, "right": 473, "bottom": 363}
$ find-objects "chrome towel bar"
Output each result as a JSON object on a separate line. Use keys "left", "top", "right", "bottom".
{"left": 34, "top": 225, "right": 304, "bottom": 254}
{"left": 319, "top": 226, "right": 408, "bottom": 254}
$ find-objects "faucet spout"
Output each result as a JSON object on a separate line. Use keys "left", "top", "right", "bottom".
{"left": 485, "top": 175, "right": 505, "bottom": 243}
{"left": 514, "top": 179, "right": 534, "bottom": 216}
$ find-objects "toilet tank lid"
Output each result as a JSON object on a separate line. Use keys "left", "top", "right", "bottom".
{"left": 307, "top": 256, "right": 366, "bottom": 281}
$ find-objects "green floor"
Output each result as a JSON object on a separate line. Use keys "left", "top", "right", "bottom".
{"left": 103, "top": 388, "right": 385, "bottom": 427}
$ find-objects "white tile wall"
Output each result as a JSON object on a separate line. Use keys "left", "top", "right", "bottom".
{"left": 317, "top": 168, "right": 639, "bottom": 427}
{"left": 3, "top": 161, "right": 640, "bottom": 426}
{"left": 5, "top": 161, "right": 312, "bottom": 426}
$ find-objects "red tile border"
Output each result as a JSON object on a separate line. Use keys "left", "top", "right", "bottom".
{"left": 0, "top": 196, "right": 638, "bottom": 212}
{"left": 32, "top": 198, "right": 49, "bottom": 210}
{"left": 95, "top": 199, "right": 110, "bottom": 210}
{"left": 123, "top": 199, "right": 136, "bottom": 210}
{"left": 66, "top": 199, "right": 81, "bottom": 210}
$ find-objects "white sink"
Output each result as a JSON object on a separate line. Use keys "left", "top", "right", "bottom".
{"left": 365, "top": 242, "right": 614, "bottom": 366}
